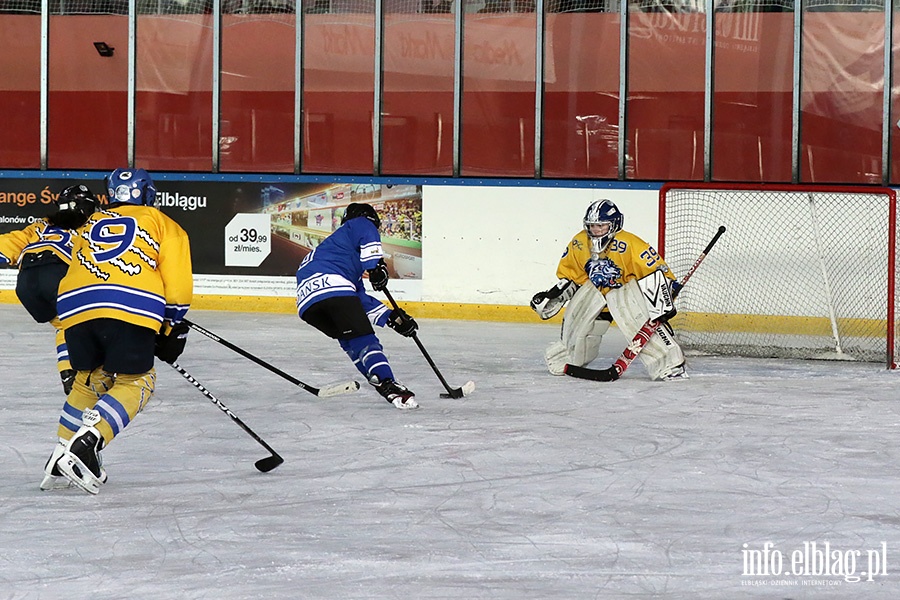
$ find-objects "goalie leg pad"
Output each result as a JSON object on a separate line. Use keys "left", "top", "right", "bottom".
{"left": 552, "top": 284, "right": 609, "bottom": 371}
{"left": 606, "top": 280, "right": 686, "bottom": 381}
{"left": 570, "top": 319, "right": 610, "bottom": 367}
{"left": 639, "top": 322, "right": 686, "bottom": 381}
{"left": 544, "top": 341, "right": 568, "bottom": 375}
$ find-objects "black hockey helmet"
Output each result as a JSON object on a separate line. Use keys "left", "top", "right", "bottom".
{"left": 48, "top": 184, "right": 99, "bottom": 230}
{"left": 341, "top": 202, "right": 381, "bottom": 229}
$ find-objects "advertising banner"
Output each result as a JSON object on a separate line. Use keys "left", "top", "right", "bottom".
{"left": 0, "top": 178, "right": 422, "bottom": 295}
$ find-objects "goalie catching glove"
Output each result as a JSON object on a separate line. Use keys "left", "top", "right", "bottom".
{"left": 530, "top": 279, "right": 578, "bottom": 320}
{"left": 387, "top": 308, "right": 418, "bottom": 337}
{"left": 155, "top": 322, "right": 190, "bottom": 364}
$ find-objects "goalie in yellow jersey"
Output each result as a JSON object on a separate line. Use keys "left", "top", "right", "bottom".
{"left": 41, "top": 168, "right": 193, "bottom": 494}
{"left": 530, "top": 199, "right": 687, "bottom": 381}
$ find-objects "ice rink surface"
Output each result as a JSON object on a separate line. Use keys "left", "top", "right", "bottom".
{"left": 2, "top": 305, "right": 900, "bottom": 599}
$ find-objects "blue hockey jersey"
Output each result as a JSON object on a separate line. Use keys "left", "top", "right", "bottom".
{"left": 295, "top": 217, "right": 390, "bottom": 325}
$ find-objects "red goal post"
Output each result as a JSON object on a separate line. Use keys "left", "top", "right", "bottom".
{"left": 659, "top": 182, "right": 898, "bottom": 368}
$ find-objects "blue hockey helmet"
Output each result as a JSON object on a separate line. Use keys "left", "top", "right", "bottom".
{"left": 583, "top": 199, "right": 624, "bottom": 252}
{"left": 341, "top": 203, "right": 381, "bottom": 229}
{"left": 107, "top": 168, "right": 157, "bottom": 206}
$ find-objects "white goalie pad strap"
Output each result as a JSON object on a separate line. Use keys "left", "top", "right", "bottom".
{"left": 559, "top": 284, "right": 609, "bottom": 368}
{"left": 606, "top": 280, "right": 684, "bottom": 380}
{"left": 637, "top": 270, "right": 675, "bottom": 322}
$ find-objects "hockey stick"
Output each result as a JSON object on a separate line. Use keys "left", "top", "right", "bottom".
{"left": 381, "top": 288, "right": 475, "bottom": 399}
{"left": 171, "top": 362, "right": 284, "bottom": 473}
{"left": 565, "top": 225, "right": 727, "bottom": 382}
{"left": 182, "top": 319, "right": 360, "bottom": 398}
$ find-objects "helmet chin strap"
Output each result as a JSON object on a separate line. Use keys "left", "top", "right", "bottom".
{"left": 590, "top": 237, "right": 604, "bottom": 260}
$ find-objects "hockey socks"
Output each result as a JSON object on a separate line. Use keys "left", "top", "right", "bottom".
{"left": 340, "top": 334, "right": 394, "bottom": 383}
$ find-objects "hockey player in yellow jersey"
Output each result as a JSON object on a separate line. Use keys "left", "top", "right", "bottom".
{"left": 0, "top": 184, "right": 99, "bottom": 397}
{"left": 530, "top": 199, "right": 687, "bottom": 381}
{"left": 42, "top": 168, "right": 193, "bottom": 494}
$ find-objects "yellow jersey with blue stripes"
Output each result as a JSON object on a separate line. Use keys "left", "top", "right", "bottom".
{"left": 0, "top": 219, "right": 74, "bottom": 267}
{"left": 57, "top": 205, "right": 192, "bottom": 333}
{"left": 556, "top": 229, "right": 674, "bottom": 294}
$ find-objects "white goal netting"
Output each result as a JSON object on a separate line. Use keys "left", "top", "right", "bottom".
{"left": 661, "top": 183, "right": 898, "bottom": 367}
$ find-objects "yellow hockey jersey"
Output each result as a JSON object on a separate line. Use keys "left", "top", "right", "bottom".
{"left": 0, "top": 219, "right": 75, "bottom": 267}
{"left": 57, "top": 205, "right": 193, "bottom": 333}
{"left": 556, "top": 229, "right": 674, "bottom": 294}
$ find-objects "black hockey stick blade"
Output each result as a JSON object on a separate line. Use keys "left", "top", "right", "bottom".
{"left": 254, "top": 454, "right": 285, "bottom": 473}
{"left": 439, "top": 380, "right": 476, "bottom": 399}
{"left": 564, "top": 363, "right": 620, "bottom": 382}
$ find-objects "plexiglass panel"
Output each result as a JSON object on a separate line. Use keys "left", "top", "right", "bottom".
{"left": 220, "top": 6, "right": 295, "bottom": 173}
{"left": 136, "top": 1, "right": 213, "bottom": 172}
{"left": 302, "top": 2, "right": 376, "bottom": 174}
{"left": 0, "top": 4, "right": 40, "bottom": 168}
{"left": 712, "top": 11, "right": 793, "bottom": 182}
{"left": 381, "top": 2, "right": 455, "bottom": 176}
{"left": 627, "top": 0, "right": 705, "bottom": 181}
{"left": 49, "top": 5, "right": 128, "bottom": 169}
{"left": 542, "top": 7, "right": 620, "bottom": 179}
{"left": 461, "top": 3, "right": 537, "bottom": 177}
{"left": 801, "top": 5, "right": 884, "bottom": 184}
{"left": 892, "top": 3, "right": 900, "bottom": 184}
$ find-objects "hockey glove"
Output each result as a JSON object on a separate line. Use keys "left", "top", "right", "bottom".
{"left": 367, "top": 259, "right": 390, "bottom": 292}
{"left": 154, "top": 322, "right": 190, "bottom": 364}
{"left": 387, "top": 308, "right": 418, "bottom": 337}
{"left": 530, "top": 279, "right": 578, "bottom": 320}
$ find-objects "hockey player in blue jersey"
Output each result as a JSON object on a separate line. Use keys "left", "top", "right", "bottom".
{"left": 296, "top": 202, "right": 419, "bottom": 409}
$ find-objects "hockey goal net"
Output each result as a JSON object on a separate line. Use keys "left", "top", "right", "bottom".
{"left": 659, "top": 183, "right": 898, "bottom": 368}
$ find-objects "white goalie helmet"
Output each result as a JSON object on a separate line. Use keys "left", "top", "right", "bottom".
{"left": 583, "top": 199, "right": 624, "bottom": 252}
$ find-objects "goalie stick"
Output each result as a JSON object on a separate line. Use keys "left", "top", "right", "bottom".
{"left": 382, "top": 288, "right": 475, "bottom": 399}
{"left": 183, "top": 319, "right": 360, "bottom": 398}
{"left": 565, "top": 225, "right": 726, "bottom": 382}
{"left": 171, "top": 362, "right": 284, "bottom": 473}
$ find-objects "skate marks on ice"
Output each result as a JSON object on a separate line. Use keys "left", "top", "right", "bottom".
{"left": 2, "top": 306, "right": 900, "bottom": 598}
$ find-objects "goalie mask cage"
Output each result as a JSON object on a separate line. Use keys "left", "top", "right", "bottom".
{"left": 659, "top": 183, "right": 898, "bottom": 368}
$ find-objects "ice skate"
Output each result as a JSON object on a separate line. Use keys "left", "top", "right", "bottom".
{"left": 371, "top": 377, "right": 418, "bottom": 410}
{"left": 661, "top": 364, "right": 689, "bottom": 381}
{"left": 57, "top": 426, "right": 106, "bottom": 495}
